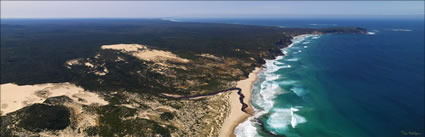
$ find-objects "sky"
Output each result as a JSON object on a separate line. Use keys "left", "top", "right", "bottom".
{"left": 1, "top": 1, "right": 424, "bottom": 19}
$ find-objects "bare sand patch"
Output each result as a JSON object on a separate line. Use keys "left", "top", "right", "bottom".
{"left": 0, "top": 82, "right": 108, "bottom": 116}
{"left": 66, "top": 59, "right": 82, "bottom": 66}
{"left": 84, "top": 62, "right": 94, "bottom": 68}
{"left": 65, "top": 58, "right": 109, "bottom": 76}
{"left": 65, "top": 59, "right": 83, "bottom": 69}
{"left": 101, "top": 44, "right": 189, "bottom": 63}
{"left": 219, "top": 67, "right": 261, "bottom": 137}
{"left": 198, "top": 53, "right": 222, "bottom": 61}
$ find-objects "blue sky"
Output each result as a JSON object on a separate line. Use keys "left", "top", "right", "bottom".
{"left": 1, "top": 1, "right": 424, "bottom": 19}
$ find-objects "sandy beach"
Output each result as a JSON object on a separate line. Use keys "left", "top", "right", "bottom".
{"left": 219, "top": 67, "right": 261, "bottom": 137}
{"left": 219, "top": 35, "right": 309, "bottom": 137}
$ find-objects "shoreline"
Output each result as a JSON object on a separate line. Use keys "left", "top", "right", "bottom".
{"left": 219, "top": 34, "right": 313, "bottom": 137}
{"left": 219, "top": 67, "right": 261, "bottom": 137}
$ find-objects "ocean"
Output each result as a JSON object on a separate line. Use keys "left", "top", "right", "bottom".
{"left": 177, "top": 18, "right": 424, "bottom": 137}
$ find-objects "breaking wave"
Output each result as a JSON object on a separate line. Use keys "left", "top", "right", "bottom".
{"left": 312, "top": 36, "right": 320, "bottom": 39}
{"left": 235, "top": 34, "right": 318, "bottom": 137}
{"left": 267, "top": 107, "right": 306, "bottom": 130}
{"left": 286, "top": 58, "right": 299, "bottom": 62}
{"left": 386, "top": 29, "right": 413, "bottom": 32}
{"left": 291, "top": 87, "right": 307, "bottom": 96}
{"left": 308, "top": 23, "right": 337, "bottom": 26}
{"left": 367, "top": 31, "right": 376, "bottom": 35}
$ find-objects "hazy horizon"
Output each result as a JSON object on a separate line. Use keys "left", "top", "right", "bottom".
{"left": 1, "top": 1, "right": 424, "bottom": 19}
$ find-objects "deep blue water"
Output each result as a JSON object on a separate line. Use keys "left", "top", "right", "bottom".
{"left": 177, "top": 18, "right": 424, "bottom": 137}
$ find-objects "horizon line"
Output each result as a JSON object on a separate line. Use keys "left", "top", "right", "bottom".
{"left": 2, "top": 16, "right": 424, "bottom": 20}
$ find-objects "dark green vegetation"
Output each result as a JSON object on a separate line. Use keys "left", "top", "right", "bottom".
{"left": 1, "top": 19, "right": 366, "bottom": 137}
{"left": 43, "top": 95, "right": 74, "bottom": 105}
{"left": 160, "top": 112, "right": 174, "bottom": 120}
{"left": 67, "top": 50, "right": 172, "bottom": 93}
{"left": 18, "top": 104, "right": 71, "bottom": 132}
{"left": 1, "top": 19, "right": 365, "bottom": 86}
{"left": 94, "top": 105, "right": 171, "bottom": 137}
{"left": 1, "top": 104, "right": 70, "bottom": 136}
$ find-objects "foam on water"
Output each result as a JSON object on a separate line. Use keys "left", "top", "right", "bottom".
{"left": 267, "top": 108, "right": 306, "bottom": 131}
{"left": 291, "top": 87, "right": 307, "bottom": 96}
{"left": 302, "top": 41, "right": 310, "bottom": 45}
{"left": 290, "top": 107, "right": 305, "bottom": 128}
{"left": 367, "top": 31, "right": 376, "bottom": 35}
{"left": 275, "top": 56, "right": 284, "bottom": 60}
{"left": 286, "top": 58, "right": 299, "bottom": 62}
{"left": 234, "top": 116, "right": 261, "bottom": 137}
{"left": 236, "top": 34, "right": 317, "bottom": 137}
{"left": 254, "top": 59, "right": 287, "bottom": 111}
{"left": 256, "top": 73, "right": 283, "bottom": 110}
{"left": 267, "top": 109, "right": 292, "bottom": 129}
{"left": 290, "top": 46, "right": 301, "bottom": 50}
{"left": 264, "top": 60, "right": 282, "bottom": 73}
{"left": 274, "top": 61, "right": 284, "bottom": 65}
{"left": 282, "top": 65, "right": 292, "bottom": 68}
{"left": 279, "top": 80, "right": 297, "bottom": 85}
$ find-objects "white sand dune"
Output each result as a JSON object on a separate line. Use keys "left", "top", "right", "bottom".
{"left": 0, "top": 82, "right": 108, "bottom": 116}
{"left": 101, "top": 44, "right": 189, "bottom": 63}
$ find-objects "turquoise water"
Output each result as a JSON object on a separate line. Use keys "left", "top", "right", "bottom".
{"left": 178, "top": 18, "right": 424, "bottom": 137}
